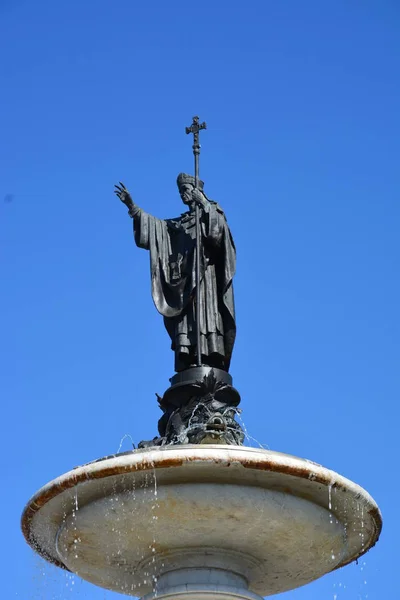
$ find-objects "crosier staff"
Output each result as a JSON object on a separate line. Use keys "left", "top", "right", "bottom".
{"left": 185, "top": 115, "right": 207, "bottom": 367}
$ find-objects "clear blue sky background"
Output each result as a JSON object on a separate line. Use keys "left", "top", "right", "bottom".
{"left": 1, "top": 0, "right": 398, "bottom": 597}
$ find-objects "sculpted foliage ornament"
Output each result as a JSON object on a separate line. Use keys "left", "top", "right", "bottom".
{"left": 139, "top": 370, "right": 244, "bottom": 447}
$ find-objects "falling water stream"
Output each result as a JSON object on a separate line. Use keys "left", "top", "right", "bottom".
{"left": 116, "top": 433, "right": 135, "bottom": 454}
{"left": 235, "top": 411, "right": 270, "bottom": 449}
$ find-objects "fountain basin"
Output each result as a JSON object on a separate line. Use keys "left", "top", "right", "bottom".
{"left": 22, "top": 445, "right": 381, "bottom": 598}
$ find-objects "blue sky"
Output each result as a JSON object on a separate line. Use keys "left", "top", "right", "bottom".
{"left": 1, "top": 0, "right": 398, "bottom": 597}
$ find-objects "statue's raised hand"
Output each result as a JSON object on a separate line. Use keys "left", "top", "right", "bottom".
{"left": 114, "top": 182, "right": 133, "bottom": 208}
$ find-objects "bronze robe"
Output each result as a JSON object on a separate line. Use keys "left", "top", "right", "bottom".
{"left": 132, "top": 200, "right": 236, "bottom": 372}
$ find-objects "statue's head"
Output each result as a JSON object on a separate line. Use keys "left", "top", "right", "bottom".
{"left": 177, "top": 173, "right": 204, "bottom": 205}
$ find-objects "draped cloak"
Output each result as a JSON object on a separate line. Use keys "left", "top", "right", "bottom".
{"left": 132, "top": 200, "right": 236, "bottom": 372}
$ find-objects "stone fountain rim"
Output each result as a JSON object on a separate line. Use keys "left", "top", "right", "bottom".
{"left": 21, "top": 444, "right": 382, "bottom": 573}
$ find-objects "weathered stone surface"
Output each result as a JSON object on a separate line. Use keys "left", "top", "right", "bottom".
{"left": 22, "top": 446, "right": 382, "bottom": 598}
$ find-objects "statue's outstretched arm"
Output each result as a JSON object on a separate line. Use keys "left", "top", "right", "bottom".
{"left": 114, "top": 182, "right": 141, "bottom": 219}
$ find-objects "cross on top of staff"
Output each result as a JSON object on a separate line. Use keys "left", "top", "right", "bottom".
{"left": 185, "top": 116, "right": 207, "bottom": 154}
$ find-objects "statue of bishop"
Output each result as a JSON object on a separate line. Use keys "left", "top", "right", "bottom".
{"left": 115, "top": 174, "right": 236, "bottom": 373}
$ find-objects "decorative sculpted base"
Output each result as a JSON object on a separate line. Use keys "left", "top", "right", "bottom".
{"left": 139, "top": 369, "right": 244, "bottom": 447}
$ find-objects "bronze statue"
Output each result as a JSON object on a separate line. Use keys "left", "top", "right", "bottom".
{"left": 114, "top": 175, "right": 236, "bottom": 373}
{"left": 115, "top": 117, "right": 243, "bottom": 447}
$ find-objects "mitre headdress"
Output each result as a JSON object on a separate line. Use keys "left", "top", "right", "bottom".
{"left": 176, "top": 173, "right": 204, "bottom": 190}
